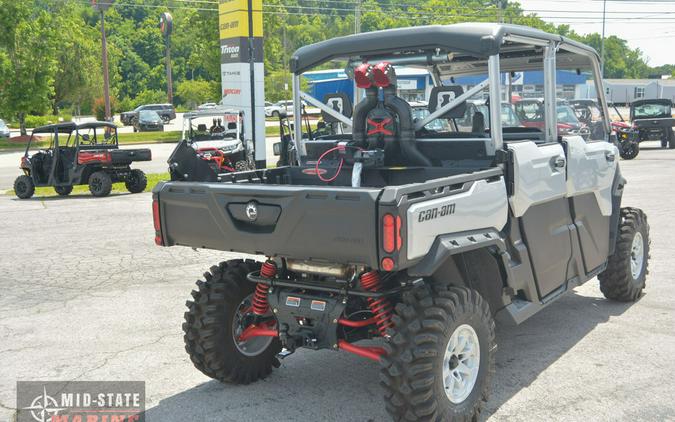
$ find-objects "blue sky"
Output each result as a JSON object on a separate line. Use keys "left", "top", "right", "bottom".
{"left": 518, "top": 0, "right": 675, "bottom": 66}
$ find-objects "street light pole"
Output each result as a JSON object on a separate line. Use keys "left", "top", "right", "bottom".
{"left": 92, "top": 0, "right": 114, "bottom": 121}
{"left": 160, "top": 12, "right": 174, "bottom": 104}
{"left": 100, "top": 9, "right": 112, "bottom": 121}
{"left": 600, "top": 0, "right": 607, "bottom": 78}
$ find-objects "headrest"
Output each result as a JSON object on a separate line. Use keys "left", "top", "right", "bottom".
{"left": 429, "top": 86, "right": 466, "bottom": 119}
{"left": 197, "top": 124, "right": 207, "bottom": 132}
{"left": 322, "top": 93, "right": 353, "bottom": 123}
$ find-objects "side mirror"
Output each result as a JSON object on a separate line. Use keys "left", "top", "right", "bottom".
{"left": 273, "top": 142, "right": 281, "bottom": 156}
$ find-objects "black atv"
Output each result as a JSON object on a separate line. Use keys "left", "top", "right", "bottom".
{"left": 14, "top": 122, "right": 151, "bottom": 199}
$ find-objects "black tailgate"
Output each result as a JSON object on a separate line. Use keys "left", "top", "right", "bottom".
{"left": 111, "top": 148, "right": 152, "bottom": 164}
{"left": 155, "top": 181, "right": 382, "bottom": 267}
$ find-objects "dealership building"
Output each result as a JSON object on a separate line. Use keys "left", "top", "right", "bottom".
{"left": 305, "top": 68, "right": 592, "bottom": 103}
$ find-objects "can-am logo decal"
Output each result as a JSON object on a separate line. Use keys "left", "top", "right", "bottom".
{"left": 245, "top": 201, "right": 258, "bottom": 221}
{"left": 418, "top": 203, "right": 456, "bottom": 222}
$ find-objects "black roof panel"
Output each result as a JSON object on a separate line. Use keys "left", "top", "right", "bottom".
{"left": 290, "top": 23, "right": 597, "bottom": 74}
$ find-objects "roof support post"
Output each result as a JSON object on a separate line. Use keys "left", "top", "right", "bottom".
{"left": 292, "top": 73, "right": 305, "bottom": 162}
{"left": 488, "top": 54, "right": 503, "bottom": 153}
{"left": 543, "top": 43, "right": 558, "bottom": 143}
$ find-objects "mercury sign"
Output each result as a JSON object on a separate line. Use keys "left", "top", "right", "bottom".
{"left": 218, "top": 0, "right": 265, "bottom": 166}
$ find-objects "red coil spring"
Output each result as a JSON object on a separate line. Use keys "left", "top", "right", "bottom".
{"left": 360, "top": 271, "right": 394, "bottom": 336}
{"left": 252, "top": 261, "right": 277, "bottom": 315}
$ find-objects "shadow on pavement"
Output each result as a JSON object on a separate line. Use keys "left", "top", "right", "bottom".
{"left": 10, "top": 192, "right": 134, "bottom": 201}
{"left": 145, "top": 290, "right": 637, "bottom": 422}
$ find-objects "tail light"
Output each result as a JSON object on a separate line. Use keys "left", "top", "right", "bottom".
{"left": 381, "top": 213, "right": 403, "bottom": 271}
{"left": 152, "top": 199, "right": 164, "bottom": 246}
{"left": 382, "top": 214, "right": 395, "bottom": 253}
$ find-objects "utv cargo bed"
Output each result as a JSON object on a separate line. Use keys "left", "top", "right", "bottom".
{"left": 155, "top": 181, "right": 382, "bottom": 266}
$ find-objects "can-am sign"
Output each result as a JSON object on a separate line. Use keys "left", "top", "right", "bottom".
{"left": 16, "top": 381, "right": 145, "bottom": 422}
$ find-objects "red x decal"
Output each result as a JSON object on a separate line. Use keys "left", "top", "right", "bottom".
{"left": 367, "top": 118, "right": 394, "bottom": 136}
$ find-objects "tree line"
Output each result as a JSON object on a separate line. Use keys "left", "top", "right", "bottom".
{"left": 0, "top": 0, "right": 669, "bottom": 134}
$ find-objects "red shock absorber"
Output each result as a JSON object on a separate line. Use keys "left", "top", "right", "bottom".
{"left": 252, "top": 260, "right": 277, "bottom": 315}
{"left": 360, "top": 271, "right": 394, "bottom": 336}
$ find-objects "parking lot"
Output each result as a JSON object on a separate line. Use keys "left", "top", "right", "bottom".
{"left": 0, "top": 142, "right": 674, "bottom": 421}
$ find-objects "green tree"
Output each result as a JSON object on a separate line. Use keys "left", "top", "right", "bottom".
{"left": 0, "top": 1, "right": 58, "bottom": 134}
{"left": 176, "top": 79, "right": 220, "bottom": 109}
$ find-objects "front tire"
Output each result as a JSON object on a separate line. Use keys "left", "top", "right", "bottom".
{"left": 183, "top": 260, "right": 281, "bottom": 384}
{"left": 125, "top": 169, "right": 147, "bottom": 193}
{"left": 54, "top": 185, "right": 73, "bottom": 196}
{"left": 619, "top": 141, "right": 639, "bottom": 160}
{"left": 381, "top": 286, "right": 495, "bottom": 422}
{"left": 88, "top": 171, "right": 112, "bottom": 197}
{"left": 14, "top": 175, "right": 35, "bottom": 199}
{"left": 598, "top": 208, "right": 650, "bottom": 301}
{"left": 669, "top": 130, "right": 675, "bottom": 149}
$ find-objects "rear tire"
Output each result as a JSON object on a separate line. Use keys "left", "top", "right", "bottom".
{"left": 88, "top": 171, "right": 112, "bottom": 197}
{"left": 381, "top": 286, "right": 495, "bottom": 422}
{"left": 14, "top": 175, "right": 35, "bottom": 199}
{"left": 125, "top": 169, "right": 147, "bottom": 193}
{"left": 669, "top": 130, "right": 675, "bottom": 149}
{"left": 183, "top": 259, "right": 281, "bottom": 384}
{"left": 619, "top": 141, "right": 639, "bottom": 160}
{"left": 54, "top": 185, "right": 73, "bottom": 196}
{"left": 598, "top": 208, "right": 650, "bottom": 301}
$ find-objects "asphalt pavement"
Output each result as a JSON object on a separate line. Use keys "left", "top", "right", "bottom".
{"left": 0, "top": 142, "right": 673, "bottom": 421}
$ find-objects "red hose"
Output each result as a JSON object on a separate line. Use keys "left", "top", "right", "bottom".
{"left": 315, "top": 146, "right": 344, "bottom": 183}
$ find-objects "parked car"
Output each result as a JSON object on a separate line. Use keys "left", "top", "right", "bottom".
{"left": 120, "top": 103, "right": 176, "bottom": 125}
{"left": 514, "top": 98, "right": 590, "bottom": 138}
{"left": 0, "top": 119, "right": 10, "bottom": 138}
{"left": 133, "top": 110, "right": 164, "bottom": 132}
{"left": 197, "top": 102, "right": 218, "bottom": 110}
{"left": 265, "top": 100, "right": 308, "bottom": 118}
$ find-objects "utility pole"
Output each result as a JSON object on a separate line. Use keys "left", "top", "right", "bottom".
{"left": 160, "top": 12, "right": 174, "bottom": 104}
{"left": 355, "top": 0, "right": 362, "bottom": 34}
{"left": 600, "top": 0, "right": 607, "bottom": 78}
{"left": 91, "top": 0, "right": 115, "bottom": 121}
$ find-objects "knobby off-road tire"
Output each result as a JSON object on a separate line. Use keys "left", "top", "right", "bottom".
{"left": 183, "top": 259, "right": 281, "bottom": 384}
{"left": 619, "top": 141, "right": 639, "bottom": 160}
{"left": 598, "top": 207, "right": 650, "bottom": 301}
{"left": 125, "top": 169, "right": 147, "bottom": 193}
{"left": 54, "top": 185, "right": 73, "bottom": 196}
{"left": 14, "top": 175, "right": 35, "bottom": 199}
{"left": 381, "top": 286, "right": 496, "bottom": 422}
{"left": 88, "top": 171, "right": 112, "bottom": 197}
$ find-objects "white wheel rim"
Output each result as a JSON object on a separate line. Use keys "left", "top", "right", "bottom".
{"left": 630, "top": 231, "right": 645, "bottom": 279}
{"left": 443, "top": 324, "right": 480, "bottom": 404}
